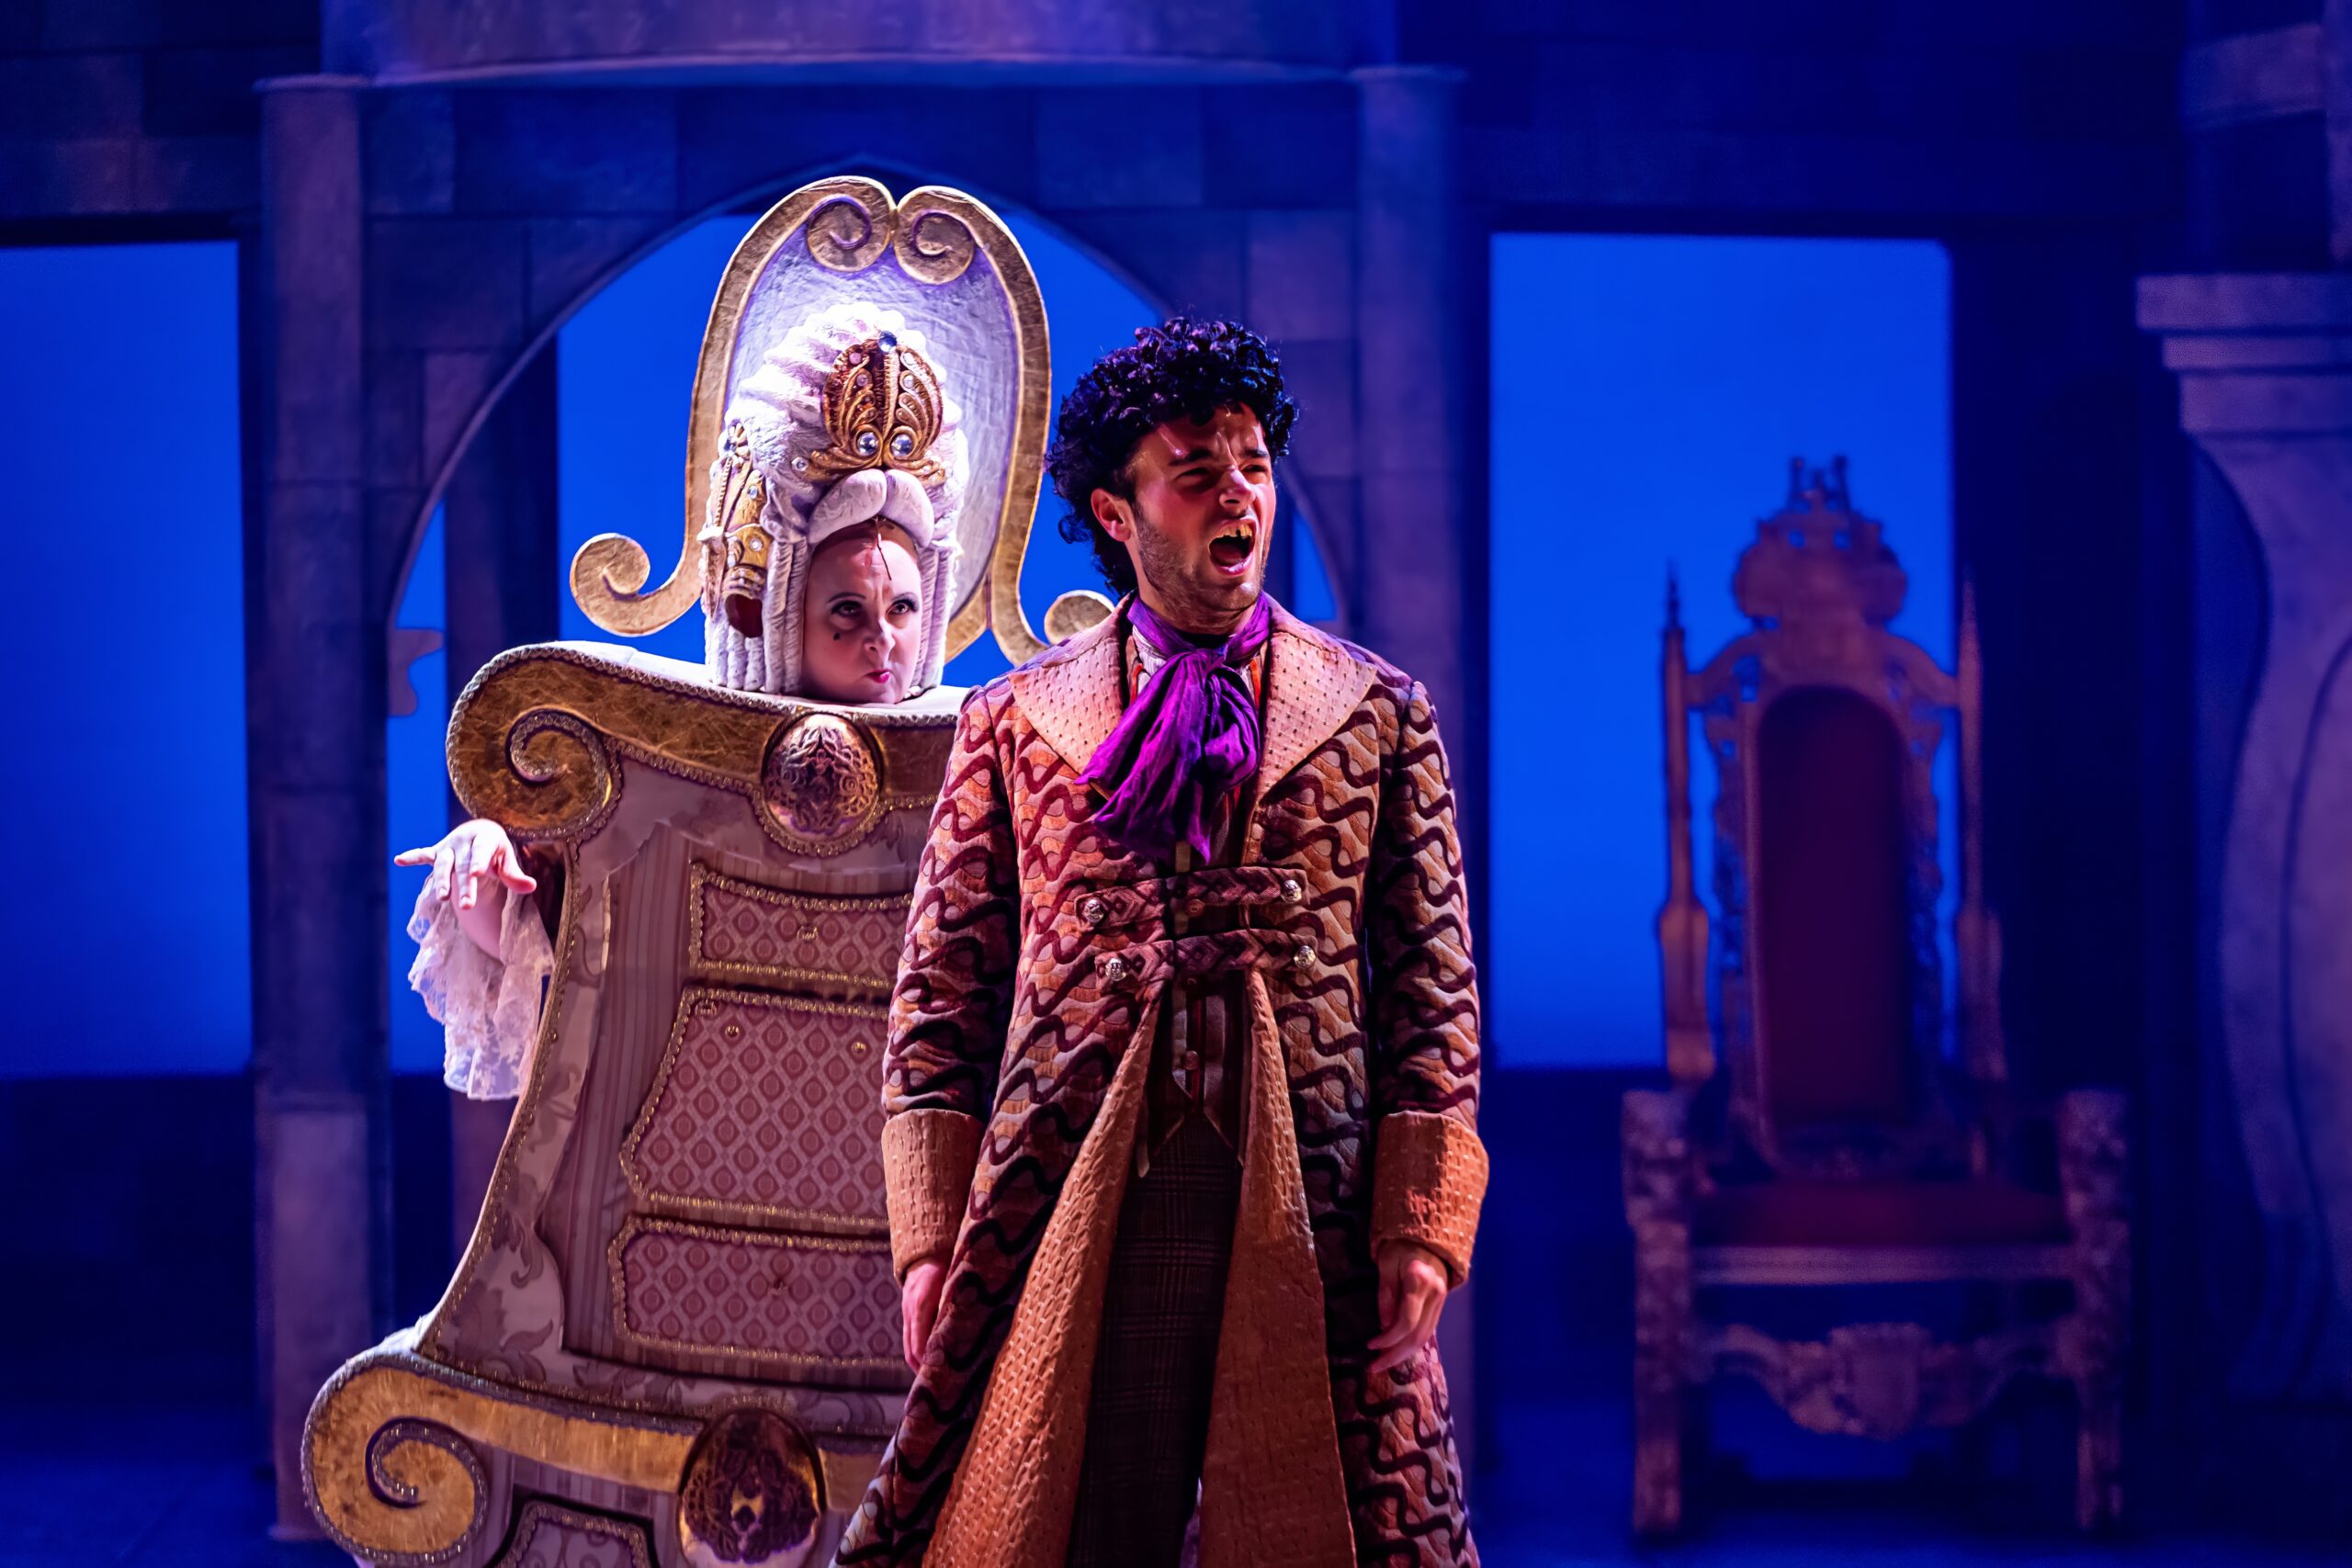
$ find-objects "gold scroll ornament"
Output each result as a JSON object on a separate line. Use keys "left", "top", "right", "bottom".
{"left": 568, "top": 176, "right": 1113, "bottom": 666}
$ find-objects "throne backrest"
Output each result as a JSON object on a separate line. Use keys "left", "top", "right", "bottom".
{"left": 1753, "top": 680, "right": 1927, "bottom": 1136}
{"left": 1661, "top": 460, "right": 1994, "bottom": 1177}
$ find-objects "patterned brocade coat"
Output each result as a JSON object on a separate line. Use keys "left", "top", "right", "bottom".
{"left": 839, "top": 600, "right": 1489, "bottom": 1568}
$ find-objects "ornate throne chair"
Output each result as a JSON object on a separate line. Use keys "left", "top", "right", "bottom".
{"left": 303, "top": 179, "right": 1095, "bottom": 1568}
{"left": 1623, "top": 460, "right": 2130, "bottom": 1535}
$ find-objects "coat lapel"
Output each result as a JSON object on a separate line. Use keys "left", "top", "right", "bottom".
{"left": 1004, "top": 610, "right": 1124, "bottom": 776}
{"left": 1257, "top": 602, "right": 1377, "bottom": 793}
{"left": 1004, "top": 598, "right": 1375, "bottom": 797}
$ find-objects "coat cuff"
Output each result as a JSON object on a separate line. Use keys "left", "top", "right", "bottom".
{"left": 882, "top": 1109, "right": 983, "bottom": 1282}
{"left": 1371, "top": 1111, "right": 1489, "bottom": 1288}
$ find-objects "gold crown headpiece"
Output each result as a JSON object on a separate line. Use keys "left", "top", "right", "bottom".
{"left": 803, "top": 331, "right": 946, "bottom": 487}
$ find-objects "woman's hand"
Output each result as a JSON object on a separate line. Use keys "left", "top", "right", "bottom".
{"left": 1367, "top": 1241, "right": 1451, "bottom": 1377}
{"left": 395, "top": 819, "right": 537, "bottom": 959}
{"left": 901, "top": 1258, "right": 947, "bottom": 1371}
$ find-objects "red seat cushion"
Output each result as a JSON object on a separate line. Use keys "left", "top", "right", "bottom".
{"left": 1695, "top": 1179, "right": 2069, "bottom": 1248}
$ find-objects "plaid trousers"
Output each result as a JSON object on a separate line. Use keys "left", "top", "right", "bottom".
{"left": 1063, "top": 1114, "right": 1242, "bottom": 1568}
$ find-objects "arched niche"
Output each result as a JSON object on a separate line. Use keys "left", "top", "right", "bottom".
{"left": 386, "top": 155, "right": 1350, "bottom": 702}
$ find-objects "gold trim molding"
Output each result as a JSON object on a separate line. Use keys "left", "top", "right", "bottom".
{"left": 684, "top": 862, "right": 908, "bottom": 1002}
{"left": 569, "top": 176, "right": 1054, "bottom": 663}
{"left": 620, "top": 982, "right": 892, "bottom": 1233}
{"left": 607, "top": 1215, "right": 903, "bottom": 1376}
{"left": 305, "top": 1348, "right": 884, "bottom": 1562}
{"left": 447, "top": 644, "right": 954, "bottom": 850}
{"left": 495, "top": 1501, "right": 656, "bottom": 1568}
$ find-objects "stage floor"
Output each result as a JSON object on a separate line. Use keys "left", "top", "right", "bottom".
{"left": 2, "top": 1395, "right": 2340, "bottom": 1567}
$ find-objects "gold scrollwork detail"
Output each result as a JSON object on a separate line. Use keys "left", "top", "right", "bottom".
{"left": 758, "top": 712, "right": 886, "bottom": 857}
{"left": 308, "top": 1375, "right": 503, "bottom": 1564}
{"left": 678, "top": 1409, "right": 826, "bottom": 1568}
{"left": 304, "top": 1348, "right": 886, "bottom": 1552}
{"left": 1043, "top": 590, "right": 1116, "bottom": 644}
{"left": 447, "top": 645, "right": 955, "bottom": 847}
{"left": 502, "top": 706, "right": 621, "bottom": 843}
{"left": 577, "top": 175, "right": 1051, "bottom": 665}
{"left": 806, "top": 188, "right": 893, "bottom": 275}
{"left": 893, "top": 204, "right": 978, "bottom": 286}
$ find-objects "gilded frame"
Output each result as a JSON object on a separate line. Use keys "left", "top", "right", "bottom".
{"left": 684, "top": 862, "right": 908, "bottom": 1002}
{"left": 606, "top": 1215, "right": 904, "bottom": 1378}
{"left": 567, "top": 175, "right": 1057, "bottom": 662}
{"left": 618, "top": 983, "right": 893, "bottom": 1234}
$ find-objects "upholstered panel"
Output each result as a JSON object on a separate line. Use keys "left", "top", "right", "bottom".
{"left": 610, "top": 1217, "right": 901, "bottom": 1379}
{"left": 687, "top": 863, "right": 909, "bottom": 1001}
{"left": 1754, "top": 686, "right": 1917, "bottom": 1129}
{"left": 623, "top": 986, "right": 889, "bottom": 1233}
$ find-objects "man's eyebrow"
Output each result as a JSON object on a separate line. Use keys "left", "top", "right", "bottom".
{"left": 1169, "top": 446, "right": 1215, "bottom": 466}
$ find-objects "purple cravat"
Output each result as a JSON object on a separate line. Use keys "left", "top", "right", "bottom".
{"left": 1078, "top": 595, "right": 1273, "bottom": 863}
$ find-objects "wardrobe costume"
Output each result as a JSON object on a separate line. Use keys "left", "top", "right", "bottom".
{"left": 842, "top": 595, "right": 1490, "bottom": 1568}
{"left": 302, "top": 178, "right": 1064, "bottom": 1568}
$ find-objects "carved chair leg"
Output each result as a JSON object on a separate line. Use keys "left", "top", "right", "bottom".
{"left": 2058, "top": 1089, "right": 2129, "bottom": 1533}
{"left": 1623, "top": 1089, "right": 1697, "bottom": 1537}
{"left": 1632, "top": 1338, "right": 1685, "bottom": 1536}
{"left": 2075, "top": 1377, "right": 2122, "bottom": 1531}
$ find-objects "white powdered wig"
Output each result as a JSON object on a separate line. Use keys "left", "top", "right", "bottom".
{"left": 702, "top": 300, "right": 968, "bottom": 697}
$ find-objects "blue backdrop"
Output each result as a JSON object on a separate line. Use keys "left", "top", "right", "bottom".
{"left": 1487, "top": 233, "right": 1954, "bottom": 1068}
{"left": 0, "top": 243, "right": 249, "bottom": 1076}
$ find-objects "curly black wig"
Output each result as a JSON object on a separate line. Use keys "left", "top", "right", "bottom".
{"left": 1046, "top": 317, "right": 1299, "bottom": 598}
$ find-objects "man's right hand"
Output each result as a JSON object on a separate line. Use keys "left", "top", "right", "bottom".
{"left": 901, "top": 1258, "right": 946, "bottom": 1371}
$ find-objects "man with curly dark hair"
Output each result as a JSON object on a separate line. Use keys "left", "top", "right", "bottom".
{"left": 1046, "top": 315, "right": 1299, "bottom": 613}
{"left": 848, "top": 319, "right": 1486, "bottom": 1568}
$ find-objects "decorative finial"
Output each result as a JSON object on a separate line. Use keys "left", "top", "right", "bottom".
{"left": 1666, "top": 564, "right": 1682, "bottom": 630}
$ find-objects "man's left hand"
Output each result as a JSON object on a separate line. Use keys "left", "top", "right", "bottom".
{"left": 1368, "top": 1241, "right": 1450, "bottom": 1377}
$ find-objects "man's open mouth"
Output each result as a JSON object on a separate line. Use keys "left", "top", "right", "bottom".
{"left": 1208, "top": 520, "right": 1256, "bottom": 572}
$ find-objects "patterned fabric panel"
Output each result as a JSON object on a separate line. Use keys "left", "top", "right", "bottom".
{"left": 494, "top": 1500, "right": 654, "bottom": 1568}
{"left": 611, "top": 1218, "right": 902, "bottom": 1373}
{"left": 624, "top": 987, "right": 889, "bottom": 1230}
{"left": 689, "top": 864, "right": 909, "bottom": 999}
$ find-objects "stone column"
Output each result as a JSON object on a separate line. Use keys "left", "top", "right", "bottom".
{"left": 251, "top": 75, "right": 384, "bottom": 1539}
{"left": 2140, "top": 273, "right": 2352, "bottom": 1404}
{"left": 1353, "top": 62, "right": 1480, "bottom": 1473}
{"left": 1353, "top": 66, "right": 1469, "bottom": 727}
{"left": 438, "top": 344, "right": 561, "bottom": 1254}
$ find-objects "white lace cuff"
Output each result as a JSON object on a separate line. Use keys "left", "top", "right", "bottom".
{"left": 406, "top": 877, "right": 555, "bottom": 1100}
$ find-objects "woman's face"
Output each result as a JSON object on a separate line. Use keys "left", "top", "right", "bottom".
{"left": 799, "top": 528, "right": 922, "bottom": 705}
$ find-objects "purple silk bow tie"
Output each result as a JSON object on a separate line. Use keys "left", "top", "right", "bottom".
{"left": 1078, "top": 595, "right": 1274, "bottom": 863}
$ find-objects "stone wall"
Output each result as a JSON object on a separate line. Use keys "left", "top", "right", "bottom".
{"left": 0, "top": 0, "right": 315, "bottom": 228}
{"left": 1415, "top": 0, "right": 2177, "bottom": 221}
